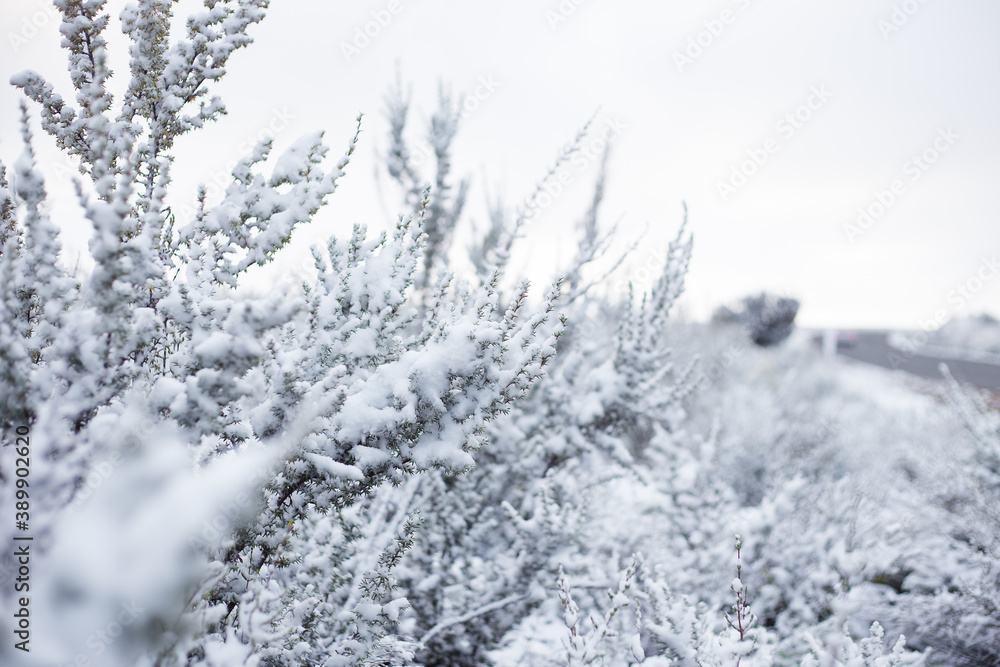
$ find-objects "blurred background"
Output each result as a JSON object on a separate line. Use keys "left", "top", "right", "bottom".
{"left": 2, "top": 0, "right": 998, "bottom": 328}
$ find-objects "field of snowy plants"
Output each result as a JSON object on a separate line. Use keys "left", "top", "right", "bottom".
{"left": 1, "top": 2, "right": 998, "bottom": 666}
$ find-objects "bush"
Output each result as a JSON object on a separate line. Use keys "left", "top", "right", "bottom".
{"left": 713, "top": 293, "right": 800, "bottom": 347}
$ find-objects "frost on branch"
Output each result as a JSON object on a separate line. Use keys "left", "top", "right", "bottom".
{"left": 383, "top": 77, "right": 469, "bottom": 290}
{"left": 13, "top": 0, "right": 267, "bottom": 191}
{"left": 559, "top": 556, "right": 643, "bottom": 667}
{"left": 176, "top": 122, "right": 360, "bottom": 287}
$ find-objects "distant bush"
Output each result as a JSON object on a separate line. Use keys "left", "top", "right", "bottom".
{"left": 932, "top": 312, "right": 1000, "bottom": 355}
{"left": 713, "top": 293, "right": 800, "bottom": 347}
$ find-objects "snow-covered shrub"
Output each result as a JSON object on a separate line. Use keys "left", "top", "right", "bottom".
{"left": 897, "top": 365, "right": 1000, "bottom": 666}
{"left": 632, "top": 536, "right": 775, "bottom": 667}
{"left": 540, "top": 538, "right": 925, "bottom": 667}
{"left": 0, "top": 3, "right": 561, "bottom": 665}
{"left": 368, "top": 84, "right": 700, "bottom": 665}
{"left": 329, "top": 234, "right": 941, "bottom": 667}
{"left": 557, "top": 556, "right": 645, "bottom": 666}
{"left": 619, "top": 326, "right": 942, "bottom": 665}
{"left": 367, "top": 78, "right": 934, "bottom": 667}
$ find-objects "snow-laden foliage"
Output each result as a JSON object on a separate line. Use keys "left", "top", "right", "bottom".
{"left": 475, "top": 321, "right": 954, "bottom": 666}
{"left": 373, "top": 89, "right": 706, "bottom": 665}
{"left": 900, "top": 365, "right": 1000, "bottom": 666}
{"left": 360, "top": 82, "right": 934, "bottom": 667}
{"left": 0, "top": 4, "right": 560, "bottom": 665}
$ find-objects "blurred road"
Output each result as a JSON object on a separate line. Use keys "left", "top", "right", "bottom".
{"left": 835, "top": 331, "right": 1000, "bottom": 390}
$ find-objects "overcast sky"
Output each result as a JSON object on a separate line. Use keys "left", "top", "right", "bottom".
{"left": 2, "top": 0, "right": 999, "bottom": 328}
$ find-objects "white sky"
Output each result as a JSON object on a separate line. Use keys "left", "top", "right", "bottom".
{"left": 2, "top": 0, "right": 999, "bottom": 328}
